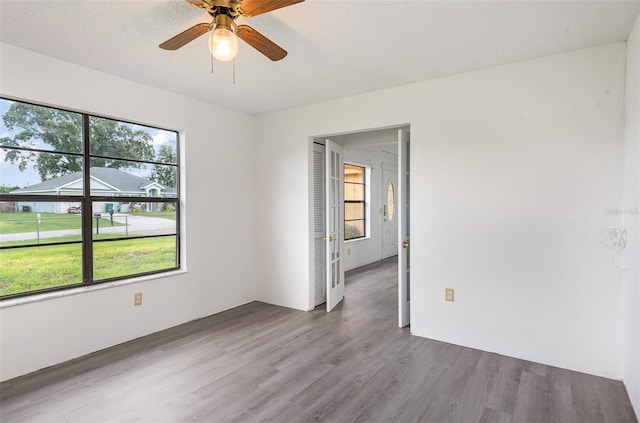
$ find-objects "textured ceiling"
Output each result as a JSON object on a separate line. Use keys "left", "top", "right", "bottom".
{"left": 1, "top": 0, "right": 639, "bottom": 115}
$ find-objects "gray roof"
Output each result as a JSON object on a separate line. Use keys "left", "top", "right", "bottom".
{"left": 12, "top": 167, "right": 174, "bottom": 194}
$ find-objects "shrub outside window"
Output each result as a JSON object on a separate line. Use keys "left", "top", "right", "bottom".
{"left": 0, "top": 98, "right": 180, "bottom": 299}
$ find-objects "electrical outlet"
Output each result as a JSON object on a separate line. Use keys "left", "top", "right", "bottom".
{"left": 348, "top": 248, "right": 351, "bottom": 255}
{"left": 445, "top": 288, "right": 454, "bottom": 302}
{"left": 134, "top": 292, "right": 143, "bottom": 306}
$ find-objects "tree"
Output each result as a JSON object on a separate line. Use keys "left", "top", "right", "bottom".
{"left": 89, "top": 117, "right": 155, "bottom": 169}
{"left": 0, "top": 185, "right": 19, "bottom": 193}
{"left": 150, "top": 144, "right": 177, "bottom": 187}
{"left": 1, "top": 103, "right": 155, "bottom": 181}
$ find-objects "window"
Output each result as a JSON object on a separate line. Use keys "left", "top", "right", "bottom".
{"left": 387, "top": 181, "right": 395, "bottom": 222}
{"left": 344, "top": 163, "right": 366, "bottom": 240}
{"left": 0, "top": 98, "right": 180, "bottom": 299}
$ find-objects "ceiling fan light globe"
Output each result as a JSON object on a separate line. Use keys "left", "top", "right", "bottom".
{"left": 209, "top": 27, "right": 239, "bottom": 62}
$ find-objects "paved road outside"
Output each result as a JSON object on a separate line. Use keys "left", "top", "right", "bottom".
{"left": 0, "top": 214, "right": 175, "bottom": 242}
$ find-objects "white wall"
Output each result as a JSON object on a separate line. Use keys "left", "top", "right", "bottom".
{"left": 342, "top": 146, "right": 396, "bottom": 271}
{"left": 622, "top": 13, "right": 640, "bottom": 416}
{"left": 0, "top": 38, "right": 634, "bottom": 390}
{"left": 255, "top": 43, "right": 627, "bottom": 378}
{"left": 0, "top": 44, "right": 256, "bottom": 381}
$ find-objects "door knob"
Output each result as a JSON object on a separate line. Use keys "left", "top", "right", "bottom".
{"left": 323, "top": 236, "right": 336, "bottom": 241}
{"left": 402, "top": 241, "right": 409, "bottom": 248}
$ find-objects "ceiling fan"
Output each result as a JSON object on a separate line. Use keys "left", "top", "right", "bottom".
{"left": 160, "top": 0, "right": 304, "bottom": 62}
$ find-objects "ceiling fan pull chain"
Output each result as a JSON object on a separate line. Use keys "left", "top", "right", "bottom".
{"left": 211, "top": 53, "right": 214, "bottom": 74}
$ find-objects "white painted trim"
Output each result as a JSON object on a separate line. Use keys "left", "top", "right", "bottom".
{"left": 56, "top": 177, "right": 83, "bottom": 191}
{"left": 89, "top": 175, "right": 120, "bottom": 192}
{"left": 140, "top": 182, "right": 164, "bottom": 190}
{"left": 307, "top": 137, "right": 318, "bottom": 311}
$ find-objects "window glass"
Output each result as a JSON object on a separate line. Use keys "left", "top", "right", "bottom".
{"left": 387, "top": 181, "right": 395, "bottom": 222}
{"left": 345, "top": 203, "right": 364, "bottom": 221}
{"left": 93, "top": 236, "right": 177, "bottom": 281}
{"left": 91, "top": 201, "right": 177, "bottom": 239}
{"left": 344, "top": 164, "right": 364, "bottom": 183}
{"left": 345, "top": 220, "right": 364, "bottom": 239}
{"left": 89, "top": 161, "right": 177, "bottom": 197}
{"left": 0, "top": 244, "right": 83, "bottom": 296}
{"left": 0, "top": 99, "right": 82, "bottom": 154}
{"left": 0, "top": 202, "right": 83, "bottom": 247}
{"left": 0, "top": 98, "right": 181, "bottom": 299}
{"left": 0, "top": 150, "right": 84, "bottom": 190}
{"left": 89, "top": 116, "right": 177, "bottom": 164}
{"left": 344, "top": 163, "right": 366, "bottom": 240}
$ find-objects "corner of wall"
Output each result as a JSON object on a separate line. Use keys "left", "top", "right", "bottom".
{"left": 622, "top": 10, "right": 640, "bottom": 417}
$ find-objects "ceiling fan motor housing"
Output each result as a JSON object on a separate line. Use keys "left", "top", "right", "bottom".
{"left": 199, "top": 0, "right": 245, "bottom": 18}
{"left": 214, "top": 13, "right": 235, "bottom": 31}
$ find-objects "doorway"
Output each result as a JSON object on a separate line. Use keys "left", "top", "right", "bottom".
{"left": 310, "top": 126, "right": 410, "bottom": 328}
{"left": 311, "top": 139, "right": 345, "bottom": 312}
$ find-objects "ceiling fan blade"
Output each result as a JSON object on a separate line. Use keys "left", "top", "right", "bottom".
{"left": 159, "top": 23, "right": 212, "bottom": 50}
{"left": 240, "top": 0, "right": 304, "bottom": 17}
{"left": 236, "top": 25, "right": 287, "bottom": 61}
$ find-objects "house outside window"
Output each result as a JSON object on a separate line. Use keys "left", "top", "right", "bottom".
{"left": 344, "top": 163, "right": 366, "bottom": 240}
{"left": 0, "top": 98, "right": 180, "bottom": 299}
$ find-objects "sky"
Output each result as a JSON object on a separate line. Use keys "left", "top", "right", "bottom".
{"left": 0, "top": 99, "right": 176, "bottom": 188}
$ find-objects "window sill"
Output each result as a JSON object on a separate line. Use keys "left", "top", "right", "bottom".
{"left": 345, "top": 236, "right": 371, "bottom": 244}
{"left": 0, "top": 269, "right": 187, "bottom": 309}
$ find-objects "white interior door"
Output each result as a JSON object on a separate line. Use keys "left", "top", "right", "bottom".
{"left": 382, "top": 168, "right": 399, "bottom": 258}
{"left": 326, "top": 139, "right": 344, "bottom": 311}
{"left": 398, "top": 129, "right": 410, "bottom": 327}
{"left": 313, "top": 143, "right": 327, "bottom": 307}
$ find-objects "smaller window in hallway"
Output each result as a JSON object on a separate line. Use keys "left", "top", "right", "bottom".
{"left": 344, "top": 163, "right": 365, "bottom": 240}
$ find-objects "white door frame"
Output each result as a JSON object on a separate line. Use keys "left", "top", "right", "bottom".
{"left": 398, "top": 129, "right": 410, "bottom": 328}
{"left": 307, "top": 125, "right": 410, "bottom": 324}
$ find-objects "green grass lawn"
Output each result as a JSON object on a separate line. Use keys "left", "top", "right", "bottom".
{"left": 94, "top": 237, "right": 177, "bottom": 280}
{"left": 0, "top": 212, "right": 125, "bottom": 235}
{"left": 0, "top": 212, "right": 82, "bottom": 234}
{"left": 0, "top": 236, "right": 177, "bottom": 296}
{"left": 129, "top": 211, "right": 176, "bottom": 220}
{"left": 0, "top": 243, "right": 84, "bottom": 295}
{"left": 0, "top": 232, "right": 139, "bottom": 247}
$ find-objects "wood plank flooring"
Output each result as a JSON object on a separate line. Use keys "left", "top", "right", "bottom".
{"left": 1, "top": 257, "right": 637, "bottom": 422}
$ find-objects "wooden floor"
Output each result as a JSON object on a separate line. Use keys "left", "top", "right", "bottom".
{"left": 1, "top": 257, "right": 637, "bottom": 423}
